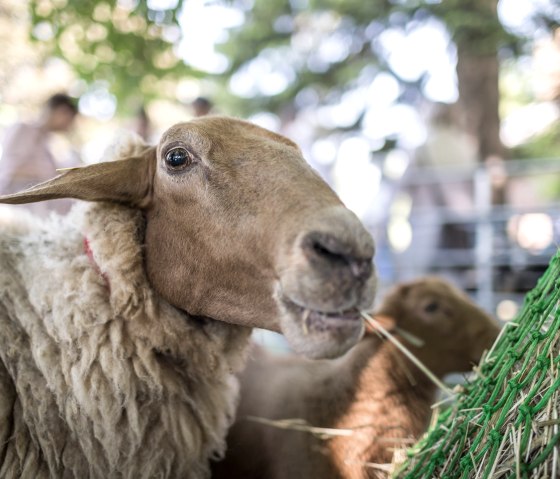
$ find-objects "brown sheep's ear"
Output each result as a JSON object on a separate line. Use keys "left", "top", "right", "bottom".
{"left": 0, "top": 147, "right": 156, "bottom": 209}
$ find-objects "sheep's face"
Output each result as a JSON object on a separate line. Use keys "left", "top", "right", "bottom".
{"left": 377, "top": 278, "right": 500, "bottom": 373}
{"left": 144, "top": 117, "right": 376, "bottom": 359}
{"left": 0, "top": 116, "right": 376, "bottom": 360}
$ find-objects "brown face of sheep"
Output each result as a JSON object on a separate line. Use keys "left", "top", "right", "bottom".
{"left": 376, "top": 278, "right": 500, "bottom": 374}
{"left": 0, "top": 116, "right": 376, "bottom": 359}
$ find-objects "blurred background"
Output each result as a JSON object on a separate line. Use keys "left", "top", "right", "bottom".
{"left": 1, "top": 0, "right": 560, "bottom": 330}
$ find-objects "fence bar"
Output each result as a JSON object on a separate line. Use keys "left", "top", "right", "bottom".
{"left": 474, "top": 165, "right": 494, "bottom": 310}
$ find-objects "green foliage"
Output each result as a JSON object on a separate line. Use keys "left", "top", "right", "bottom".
{"left": 26, "top": 0, "right": 560, "bottom": 120}
{"left": 215, "top": 0, "right": 516, "bottom": 120}
{"left": 509, "top": 128, "right": 560, "bottom": 200}
{"left": 512, "top": 127, "right": 560, "bottom": 160}
{"left": 426, "top": 0, "right": 515, "bottom": 54}
{"left": 215, "top": 0, "right": 391, "bottom": 116}
{"left": 29, "top": 0, "right": 197, "bottom": 111}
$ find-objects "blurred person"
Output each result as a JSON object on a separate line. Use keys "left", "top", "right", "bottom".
{"left": 191, "top": 97, "right": 213, "bottom": 117}
{"left": 131, "top": 105, "right": 153, "bottom": 142}
{"left": 0, "top": 93, "right": 79, "bottom": 215}
{"left": 403, "top": 103, "right": 478, "bottom": 279}
{"left": 417, "top": 103, "right": 478, "bottom": 250}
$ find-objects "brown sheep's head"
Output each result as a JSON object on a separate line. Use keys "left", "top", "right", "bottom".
{"left": 375, "top": 277, "right": 500, "bottom": 374}
{"left": 0, "top": 116, "right": 376, "bottom": 359}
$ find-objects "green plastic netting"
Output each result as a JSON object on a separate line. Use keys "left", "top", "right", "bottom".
{"left": 396, "top": 249, "right": 560, "bottom": 479}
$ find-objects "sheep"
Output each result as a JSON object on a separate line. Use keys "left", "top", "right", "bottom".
{"left": 0, "top": 116, "right": 376, "bottom": 479}
{"left": 211, "top": 277, "right": 501, "bottom": 479}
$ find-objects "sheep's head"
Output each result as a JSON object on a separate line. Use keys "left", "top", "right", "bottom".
{"left": 375, "top": 277, "right": 500, "bottom": 374}
{"left": 0, "top": 116, "right": 376, "bottom": 359}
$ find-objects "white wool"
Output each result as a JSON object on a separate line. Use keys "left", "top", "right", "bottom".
{"left": 0, "top": 136, "right": 251, "bottom": 478}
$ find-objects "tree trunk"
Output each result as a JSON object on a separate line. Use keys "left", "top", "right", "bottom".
{"left": 456, "top": 50, "right": 504, "bottom": 163}
{"left": 454, "top": 0, "right": 506, "bottom": 204}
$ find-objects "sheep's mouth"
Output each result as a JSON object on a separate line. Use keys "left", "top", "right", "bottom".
{"left": 283, "top": 299, "right": 362, "bottom": 333}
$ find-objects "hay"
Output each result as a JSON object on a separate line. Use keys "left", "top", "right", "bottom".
{"left": 244, "top": 416, "right": 355, "bottom": 439}
{"left": 396, "top": 249, "right": 560, "bottom": 478}
{"left": 362, "top": 312, "right": 455, "bottom": 397}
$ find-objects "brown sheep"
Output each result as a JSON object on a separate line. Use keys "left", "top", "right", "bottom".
{"left": 0, "top": 117, "right": 376, "bottom": 478}
{"left": 212, "top": 277, "right": 500, "bottom": 479}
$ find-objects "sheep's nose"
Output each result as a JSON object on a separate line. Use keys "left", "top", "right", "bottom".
{"left": 303, "top": 231, "right": 373, "bottom": 281}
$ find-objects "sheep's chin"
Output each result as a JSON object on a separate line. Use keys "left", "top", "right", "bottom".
{"left": 278, "top": 298, "right": 365, "bottom": 359}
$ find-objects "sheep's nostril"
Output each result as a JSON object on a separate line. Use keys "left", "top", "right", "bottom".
{"left": 303, "top": 232, "right": 373, "bottom": 280}
{"left": 306, "top": 233, "right": 349, "bottom": 265}
{"left": 311, "top": 239, "right": 347, "bottom": 265}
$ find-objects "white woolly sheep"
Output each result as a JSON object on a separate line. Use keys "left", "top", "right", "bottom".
{"left": 0, "top": 116, "right": 376, "bottom": 478}
{"left": 211, "top": 277, "right": 500, "bottom": 479}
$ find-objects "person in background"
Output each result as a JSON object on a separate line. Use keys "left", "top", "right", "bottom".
{"left": 404, "top": 102, "right": 478, "bottom": 283}
{"left": 191, "top": 97, "right": 213, "bottom": 117}
{"left": 0, "top": 93, "right": 79, "bottom": 215}
{"left": 132, "top": 105, "right": 153, "bottom": 142}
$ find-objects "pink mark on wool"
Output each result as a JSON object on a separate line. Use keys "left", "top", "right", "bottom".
{"left": 83, "top": 237, "right": 111, "bottom": 291}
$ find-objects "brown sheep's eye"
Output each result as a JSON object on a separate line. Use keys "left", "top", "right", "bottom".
{"left": 165, "top": 147, "right": 194, "bottom": 171}
{"left": 424, "top": 301, "right": 439, "bottom": 313}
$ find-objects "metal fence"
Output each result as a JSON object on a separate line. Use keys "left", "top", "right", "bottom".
{"left": 384, "top": 157, "right": 560, "bottom": 317}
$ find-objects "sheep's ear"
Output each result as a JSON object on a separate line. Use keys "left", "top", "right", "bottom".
{"left": 0, "top": 147, "right": 156, "bottom": 209}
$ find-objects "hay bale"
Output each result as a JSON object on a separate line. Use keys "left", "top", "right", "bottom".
{"left": 397, "top": 250, "right": 560, "bottom": 478}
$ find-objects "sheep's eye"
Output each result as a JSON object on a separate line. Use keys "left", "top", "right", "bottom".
{"left": 165, "top": 147, "right": 193, "bottom": 170}
{"left": 424, "top": 301, "right": 439, "bottom": 313}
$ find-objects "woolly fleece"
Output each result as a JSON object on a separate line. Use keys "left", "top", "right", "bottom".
{"left": 0, "top": 192, "right": 250, "bottom": 478}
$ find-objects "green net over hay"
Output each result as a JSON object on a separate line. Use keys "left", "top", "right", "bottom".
{"left": 396, "top": 249, "right": 560, "bottom": 478}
